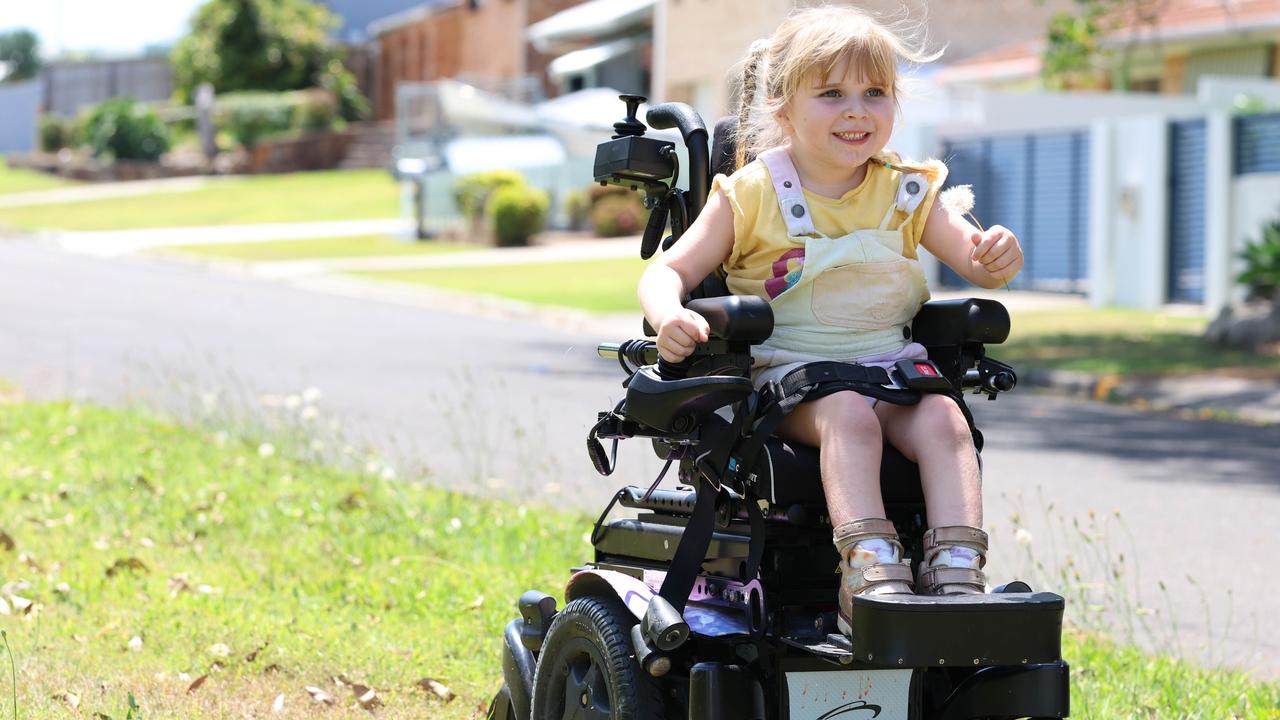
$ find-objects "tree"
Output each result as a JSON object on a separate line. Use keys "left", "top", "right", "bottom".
{"left": 0, "top": 29, "right": 41, "bottom": 83}
{"left": 1040, "top": 0, "right": 1175, "bottom": 91}
{"left": 171, "top": 0, "right": 367, "bottom": 118}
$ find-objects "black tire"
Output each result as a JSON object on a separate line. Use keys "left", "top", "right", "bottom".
{"left": 487, "top": 684, "right": 517, "bottom": 720}
{"left": 530, "top": 596, "right": 665, "bottom": 720}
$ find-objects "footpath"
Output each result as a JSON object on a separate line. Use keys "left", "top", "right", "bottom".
{"left": 31, "top": 220, "right": 1280, "bottom": 426}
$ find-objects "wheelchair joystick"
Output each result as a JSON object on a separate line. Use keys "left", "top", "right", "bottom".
{"left": 613, "top": 94, "right": 648, "bottom": 138}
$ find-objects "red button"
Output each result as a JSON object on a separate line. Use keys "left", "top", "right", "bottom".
{"left": 914, "top": 362, "right": 938, "bottom": 377}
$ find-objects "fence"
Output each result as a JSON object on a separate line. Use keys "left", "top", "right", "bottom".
{"left": 938, "top": 131, "right": 1091, "bottom": 293}
{"left": 44, "top": 58, "right": 173, "bottom": 117}
{"left": 1235, "top": 111, "right": 1280, "bottom": 175}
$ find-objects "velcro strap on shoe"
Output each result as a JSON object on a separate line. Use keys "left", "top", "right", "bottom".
{"left": 857, "top": 563, "right": 915, "bottom": 584}
{"left": 923, "top": 525, "right": 989, "bottom": 549}
{"left": 918, "top": 565, "right": 984, "bottom": 588}
{"left": 832, "top": 517, "right": 899, "bottom": 551}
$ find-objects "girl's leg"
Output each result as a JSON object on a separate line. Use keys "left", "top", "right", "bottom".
{"left": 873, "top": 394, "right": 982, "bottom": 528}
{"left": 874, "top": 394, "right": 987, "bottom": 594}
{"left": 778, "top": 391, "right": 913, "bottom": 610}
{"left": 776, "top": 390, "right": 885, "bottom": 526}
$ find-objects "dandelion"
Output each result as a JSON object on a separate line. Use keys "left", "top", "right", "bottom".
{"left": 299, "top": 406, "right": 319, "bottom": 422}
{"left": 284, "top": 394, "right": 302, "bottom": 410}
{"left": 380, "top": 466, "right": 396, "bottom": 481}
{"left": 449, "top": 517, "right": 462, "bottom": 532}
{"left": 127, "top": 636, "right": 143, "bottom": 652}
{"left": 1015, "top": 527, "right": 1033, "bottom": 546}
{"left": 939, "top": 184, "right": 1010, "bottom": 291}
{"left": 257, "top": 443, "right": 276, "bottom": 458}
{"left": 302, "top": 387, "right": 322, "bottom": 404}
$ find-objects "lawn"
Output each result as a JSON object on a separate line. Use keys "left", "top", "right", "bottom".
{"left": 352, "top": 256, "right": 649, "bottom": 313}
{"left": 0, "top": 169, "right": 400, "bottom": 231}
{"left": 1, "top": 400, "right": 1276, "bottom": 718}
{"left": 167, "top": 235, "right": 470, "bottom": 262}
{"left": 0, "top": 158, "right": 74, "bottom": 196}
{"left": 999, "top": 307, "right": 1280, "bottom": 377}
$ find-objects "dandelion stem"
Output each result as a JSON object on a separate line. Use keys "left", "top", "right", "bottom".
{"left": 966, "top": 211, "right": 1011, "bottom": 292}
{"left": 2, "top": 629, "right": 15, "bottom": 720}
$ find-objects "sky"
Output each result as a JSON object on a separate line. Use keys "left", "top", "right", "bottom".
{"left": 0, "top": 0, "right": 207, "bottom": 57}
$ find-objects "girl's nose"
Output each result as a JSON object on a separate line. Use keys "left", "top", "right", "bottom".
{"left": 843, "top": 102, "right": 868, "bottom": 119}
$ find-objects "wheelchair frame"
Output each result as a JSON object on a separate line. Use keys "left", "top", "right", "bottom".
{"left": 488, "top": 96, "right": 1070, "bottom": 720}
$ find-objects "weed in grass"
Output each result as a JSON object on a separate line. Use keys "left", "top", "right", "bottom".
{"left": 996, "top": 488, "right": 1278, "bottom": 717}
{"left": 2, "top": 629, "right": 15, "bottom": 720}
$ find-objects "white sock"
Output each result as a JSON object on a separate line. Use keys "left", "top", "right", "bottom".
{"left": 927, "top": 544, "right": 981, "bottom": 569}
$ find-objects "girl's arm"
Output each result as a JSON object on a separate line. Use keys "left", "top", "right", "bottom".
{"left": 918, "top": 199, "right": 1023, "bottom": 290}
{"left": 638, "top": 188, "right": 737, "bottom": 362}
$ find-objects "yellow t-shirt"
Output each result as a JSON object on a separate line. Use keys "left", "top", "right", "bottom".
{"left": 710, "top": 158, "right": 945, "bottom": 300}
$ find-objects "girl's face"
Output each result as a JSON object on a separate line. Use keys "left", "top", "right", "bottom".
{"left": 776, "top": 58, "right": 895, "bottom": 180}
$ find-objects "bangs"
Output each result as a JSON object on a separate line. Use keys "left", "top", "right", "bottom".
{"left": 773, "top": 10, "right": 911, "bottom": 102}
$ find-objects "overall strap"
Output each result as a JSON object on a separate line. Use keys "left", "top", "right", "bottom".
{"left": 880, "top": 170, "right": 931, "bottom": 231}
{"left": 758, "top": 147, "right": 817, "bottom": 237}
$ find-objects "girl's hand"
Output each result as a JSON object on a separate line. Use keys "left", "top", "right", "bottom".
{"left": 655, "top": 309, "right": 710, "bottom": 363}
{"left": 970, "top": 225, "right": 1023, "bottom": 283}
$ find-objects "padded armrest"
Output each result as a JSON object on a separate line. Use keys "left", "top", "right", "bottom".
{"left": 911, "top": 298, "right": 1010, "bottom": 346}
{"left": 686, "top": 296, "right": 774, "bottom": 344}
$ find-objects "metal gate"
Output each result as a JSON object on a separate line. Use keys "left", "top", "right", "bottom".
{"left": 1167, "top": 119, "right": 1207, "bottom": 303}
{"left": 938, "top": 132, "right": 1089, "bottom": 292}
{"left": 1235, "top": 111, "right": 1280, "bottom": 175}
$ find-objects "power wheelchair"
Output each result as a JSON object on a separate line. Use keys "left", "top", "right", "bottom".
{"left": 487, "top": 95, "right": 1070, "bottom": 720}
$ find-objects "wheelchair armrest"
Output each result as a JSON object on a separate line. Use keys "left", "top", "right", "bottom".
{"left": 911, "top": 298, "right": 1010, "bottom": 346}
{"left": 686, "top": 296, "right": 774, "bottom": 345}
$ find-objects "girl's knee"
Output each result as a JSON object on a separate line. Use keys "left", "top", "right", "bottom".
{"left": 814, "top": 392, "right": 882, "bottom": 442}
{"left": 916, "top": 395, "right": 973, "bottom": 446}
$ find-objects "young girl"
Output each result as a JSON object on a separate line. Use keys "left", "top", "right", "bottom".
{"left": 637, "top": 6, "right": 1024, "bottom": 634}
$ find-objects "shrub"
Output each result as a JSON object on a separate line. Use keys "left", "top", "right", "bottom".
{"left": 290, "top": 88, "right": 338, "bottom": 132}
{"left": 589, "top": 193, "right": 647, "bottom": 237}
{"left": 488, "top": 184, "right": 549, "bottom": 247}
{"left": 38, "top": 115, "right": 68, "bottom": 152}
{"left": 214, "top": 91, "right": 294, "bottom": 149}
{"left": 1238, "top": 218, "right": 1280, "bottom": 302}
{"left": 80, "top": 98, "right": 170, "bottom": 161}
{"left": 453, "top": 170, "right": 526, "bottom": 221}
{"left": 563, "top": 188, "right": 590, "bottom": 231}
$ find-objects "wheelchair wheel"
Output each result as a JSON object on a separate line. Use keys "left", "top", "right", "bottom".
{"left": 530, "top": 595, "right": 665, "bottom": 720}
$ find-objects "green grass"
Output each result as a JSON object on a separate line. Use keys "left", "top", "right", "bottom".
{"left": 1001, "top": 308, "right": 1280, "bottom": 377}
{"left": 0, "top": 400, "right": 589, "bottom": 719}
{"left": 352, "top": 257, "right": 648, "bottom": 313}
{"left": 167, "top": 235, "right": 470, "bottom": 262}
{"left": 0, "top": 158, "right": 74, "bottom": 196}
{"left": 0, "top": 169, "right": 399, "bottom": 231}
{"left": 1, "top": 400, "right": 1276, "bottom": 718}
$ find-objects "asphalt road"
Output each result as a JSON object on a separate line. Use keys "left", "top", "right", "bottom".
{"left": 2, "top": 238, "right": 1277, "bottom": 679}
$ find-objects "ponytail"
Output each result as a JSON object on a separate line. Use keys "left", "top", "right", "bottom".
{"left": 735, "top": 39, "right": 769, "bottom": 171}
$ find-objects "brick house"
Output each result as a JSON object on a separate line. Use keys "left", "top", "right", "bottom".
{"left": 369, "top": 0, "right": 587, "bottom": 121}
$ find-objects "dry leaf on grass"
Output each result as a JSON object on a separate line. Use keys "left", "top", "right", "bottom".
{"left": 416, "top": 677, "right": 456, "bottom": 703}
{"left": 52, "top": 692, "right": 80, "bottom": 709}
{"left": 305, "top": 686, "right": 335, "bottom": 705}
{"left": 208, "top": 642, "right": 231, "bottom": 657}
{"left": 271, "top": 693, "right": 285, "bottom": 713}
{"left": 9, "top": 595, "right": 33, "bottom": 614}
{"left": 0, "top": 597, "right": 9, "bottom": 616}
{"left": 187, "top": 675, "right": 208, "bottom": 693}
{"left": 245, "top": 643, "right": 269, "bottom": 663}
{"left": 466, "top": 595, "right": 485, "bottom": 611}
{"left": 127, "top": 636, "right": 143, "bottom": 652}
{"left": 106, "top": 557, "right": 149, "bottom": 577}
{"left": 0, "top": 530, "right": 14, "bottom": 552}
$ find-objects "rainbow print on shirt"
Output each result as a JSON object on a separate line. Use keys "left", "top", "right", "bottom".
{"left": 764, "top": 248, "right": 805, "bottom": 299}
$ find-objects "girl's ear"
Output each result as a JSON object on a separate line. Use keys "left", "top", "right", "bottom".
{"left": 774, "top": 107, "right": 792, "bottom": 135}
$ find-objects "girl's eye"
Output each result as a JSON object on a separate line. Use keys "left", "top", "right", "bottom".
{"left": 866, "top": 87, "right": 886, "bottom": 98}
{"left": 820, "top": 89, "right": 842, "bottom": 98}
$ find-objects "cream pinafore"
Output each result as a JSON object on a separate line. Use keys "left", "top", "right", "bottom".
{"left": 746, "top": 148, "right": 933, "bottom": 398}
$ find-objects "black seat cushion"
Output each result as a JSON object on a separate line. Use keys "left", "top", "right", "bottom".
{"left": 751, "top": 436, "right": 924, "bottom": 508}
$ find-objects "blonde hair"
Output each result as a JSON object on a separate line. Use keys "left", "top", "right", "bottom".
{"left": 733, "top": 5, "right": 943, "bottom": 180}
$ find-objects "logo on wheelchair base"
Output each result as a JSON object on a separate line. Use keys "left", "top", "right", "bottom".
{"left": 786, "top": 669, "right": 910, "bottom": 720}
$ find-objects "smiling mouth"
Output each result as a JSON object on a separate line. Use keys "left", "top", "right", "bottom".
{"left": 833, "top": 131, "right": 870, "bottom": 142}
